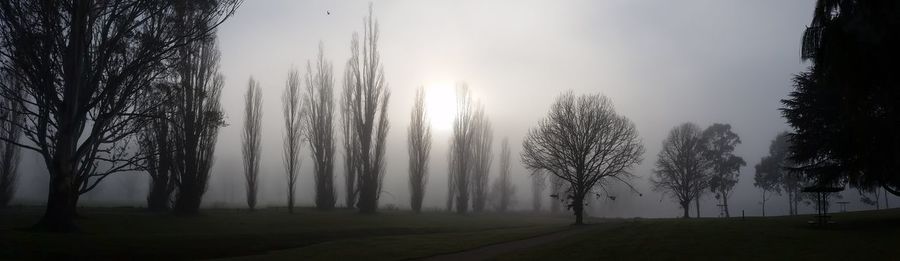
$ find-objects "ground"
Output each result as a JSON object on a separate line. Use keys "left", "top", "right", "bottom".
{"left": 1, "top": 207, "right": 899, "bottom": 260}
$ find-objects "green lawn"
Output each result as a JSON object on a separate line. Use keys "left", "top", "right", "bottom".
{"left": 0, "top": 207, "right": 570, "bottom": 260}
{"left": 498, "top": 209, "right": 900, "bottom": 260}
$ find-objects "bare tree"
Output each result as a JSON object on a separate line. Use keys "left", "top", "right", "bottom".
{"left": 651, "top": 123, "right": 708, "bottom": 219}
{"left": 140, "top": 94, "right": 176, "bottom": 212}
{"left": 171, "top": 37, "right": 227, "bottom": 215}
{"left": 343, "top": 4, "right": 391, "bottom": 213}
{"left": 0, "top": 0, "right": 239, "bottom": 231}
{"left": 408, "top": 86, "right": 432, "bottom": 213}
{"left": 242, "top": 78, "right": 262, "bottom": 211}
{"left": 305, "top": 44, "right": 336, "bottom": 210}
{"left": 491, "top": 138, "right": 515, "bottom": 212}
{"left": 531, "top": 169, "right": 547, "bottom": 212}
{"left": 449, "top": 85, "right": 475, "bottom": 214}
{"left": 471, "top": 106, "right": 493, "bottom": 212}
{"left": 283, "top": 67, "right": 303, "bottom": 213}
{"left": 0, "top": 74, "right": 23, "bottom": 208}
{"left": 701, "top": 123, "right": 745, "bottom": 218}
{"left": 521, "top": 92, "right": 644, "bottom": 225}
{"left": 339, "top": 64, "right": 358, "bottom": 209}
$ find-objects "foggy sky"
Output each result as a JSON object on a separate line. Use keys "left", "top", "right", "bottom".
{"left": 11, "top": 0, "right": 898, "bottom": 217}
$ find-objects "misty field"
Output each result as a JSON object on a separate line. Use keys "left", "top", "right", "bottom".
{"left": 0, "top": 207, "right": 571, "bottom": 260}
{"left": 2, "top": 208, "right": 900, "bottom": 260}
{"left": 499, "top": 209, "right": 900, "bottom": 260}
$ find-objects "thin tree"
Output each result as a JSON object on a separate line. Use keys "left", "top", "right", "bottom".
{"left": 0, "top": 75, "right": 23, "bottom": 208}
{"left": 521, "top": 92, "right": 644, "bottom": 225}
{"left": 530, "top": 168, "right": 547, "bottom": 212}
{"left": 340, "top": 64, "right": 358, "bottom": 209}
{"left": 0, "top": 0, "right": 239, "bottom": 231}
{"left": 701, "top": 123, "right": 745, "bottom": 218}
{"left": 492, "top": 138, "right": 515, "bottom": 212}
{"left": 170, "top": 37, "right": 227, "bottom": 216}
{"left": 651, "top": 123, "right": 708, "bottom": 219}
{"left": 343, "top": 4, "right": 391, "bottom": 213}
{"left": 449, "top": 84, "right": 475, "bottom": 214}
{"left": 140, "top": 95, "right": 176, "bottom": 212}
{"left": 305, "top": 44, "right": 336, "bottom": 210}
{"left": 408, "top": 86, "right": 432, "bottom": 213}
{"left": 753, "top": 155, "right": 781, "bottom": 217}
{"left": 242, "top": 78, "right": 263, "bottom": 211}
{"left": 283, "top": 67, "right": 304, "bottom": 213}
{"left": 471, "top": 106, "right": 493, "bottom": 212}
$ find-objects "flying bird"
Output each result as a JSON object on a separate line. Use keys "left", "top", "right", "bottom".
{"left": 327, "top": 10, "right": 331, "bottom": 15}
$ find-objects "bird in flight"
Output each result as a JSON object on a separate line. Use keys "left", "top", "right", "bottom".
{"left": 327, "top": 10, "right": 331, "bottom": 15}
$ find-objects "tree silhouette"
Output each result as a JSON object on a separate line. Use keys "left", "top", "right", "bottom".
{"left": 170, "top": 38, "right": 227, "bottom": 216}
{"left": 339, "top": 64, "right": 358, "bottom": 209}
{"left": 471, "top": 105, "right": 493, "bottom": 213}
{"left": 305, "top": 44, "right": 336, "bottom": 210}
{"left": 242, "top": 78, "right": 262, "bottom": 211}
{"left": 491, "top": 138, "right": 515, "bottom": 212}
{"left": 0, "top": 0, "right": 239, "bottom": 231}
{"left": 139, "top": 88, "right": 175, "bottom": 212}
{"left": 753, "top": 132, "right": 805, "bottom": 216}
{"left": 701, "top": 123, "right": 745, "bottom": 218}
{"left": 449, "top": 84, "right": 475, "bottom": 214}
{"left": 783, "top": 1, "right": 900, "bottom": 196}
{"left": 343, "top": 4, "right": 391, "bottom": 213}
{"left": 0, "top": 74, "right": 23, "bottom": 208}
{"left": 651, "top": 123, "right": 707, "bottom": 219}
{"left": 522, "top": 92, "right": 644, "bottom": 224}
{"left": 282, "top": 67, "right": 304, "bottom": 213}
{"left": 407, "top": 87, "right": 432, "bottom": 213}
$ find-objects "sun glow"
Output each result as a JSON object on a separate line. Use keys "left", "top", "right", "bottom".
{"left": 424, "top": 83, "right": 458, "bottom": 131}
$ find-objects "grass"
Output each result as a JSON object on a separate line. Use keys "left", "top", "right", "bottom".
{"left": 497, "top": 208, "right": 900, "bottom": 260}
{"left": 4, "top": 207, "right": 900, "bottom": 260}
{"left": 0, "top": 206, "right": 570, "bottom": 260}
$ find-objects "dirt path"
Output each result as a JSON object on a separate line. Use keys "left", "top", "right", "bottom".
{"left": 418, "top": 224, "right": 603, "bottom": 261}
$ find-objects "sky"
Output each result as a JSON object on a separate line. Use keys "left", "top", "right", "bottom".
{"left": 12, "top": 0, "right": 900, "bottom": 217}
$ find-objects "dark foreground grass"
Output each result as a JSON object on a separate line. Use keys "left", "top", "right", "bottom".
{"left": 498, "top": 208, "right": 900, "bottom": 260}
{"left": 0, "top": 207, "right": 569, "bottom": 260}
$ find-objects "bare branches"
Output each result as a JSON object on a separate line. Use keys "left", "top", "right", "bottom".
{"left": 449, "top": 84, "right": 475, "bottom": 213}
{"left": 408, "top": 86, "right": 431, "bottom": 213}
{"left": 242, "top": 78, "right": 262, "bottom": 211}
{"left": 651, "top": 123, "right": 707, "bottom": 218}
{"left": 491, "top": 137, "right": 515, "bottom": 212}
{"left": 521, "top": 92, "right": 644, "bottom": 224}
{"left": 171, "top": 37, "right": 226, "bottom": 215}
{"left": 0, "top": 73, "right": 23, "bottom": 207}
{"left": 345, "top": 4, "right": 390, "bottom": 213}
{"left": 0, "top": 0, "right": 240, "bottom": 229}
{"left": 470, "top": 105, "right": 493, "bottom": 212}
{"left": 304, "top": 43, "right": 336, "bottom": 210}
{"left": 283, "top": 66, "right": 303, "bottom": 213}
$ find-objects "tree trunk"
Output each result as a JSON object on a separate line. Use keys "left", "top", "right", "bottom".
{"left": 173, "top": 181, "right": 203, "bottom": 215}
{"left": 695, "top": 196, "right": 700, "bottom": 218}
{"left": 287, "top": 188, "right": 295, "bottom": 213}
{"left": 35, "top": 166, "right": 79, "bottom": 232}
{"left": 681, "top": 201, "right": 690, "bottom": 219}
{"left": 573, "top": 195, "right": 585, "bottom": 225}
{"left": 357, "top": 176, "right": 378, "bottom": 214}
{"left": 723, "top": 195, "right": 730, "bottom": 218}
{"left": 761, "top": 190, "right": 766, "bottom": 217}
{"left": 146, "top": 178, "right": 171, "bottom": 212}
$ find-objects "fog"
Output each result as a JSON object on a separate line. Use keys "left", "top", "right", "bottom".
{"left": 9, "top": 0, "right": 898, "bottom": 218}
